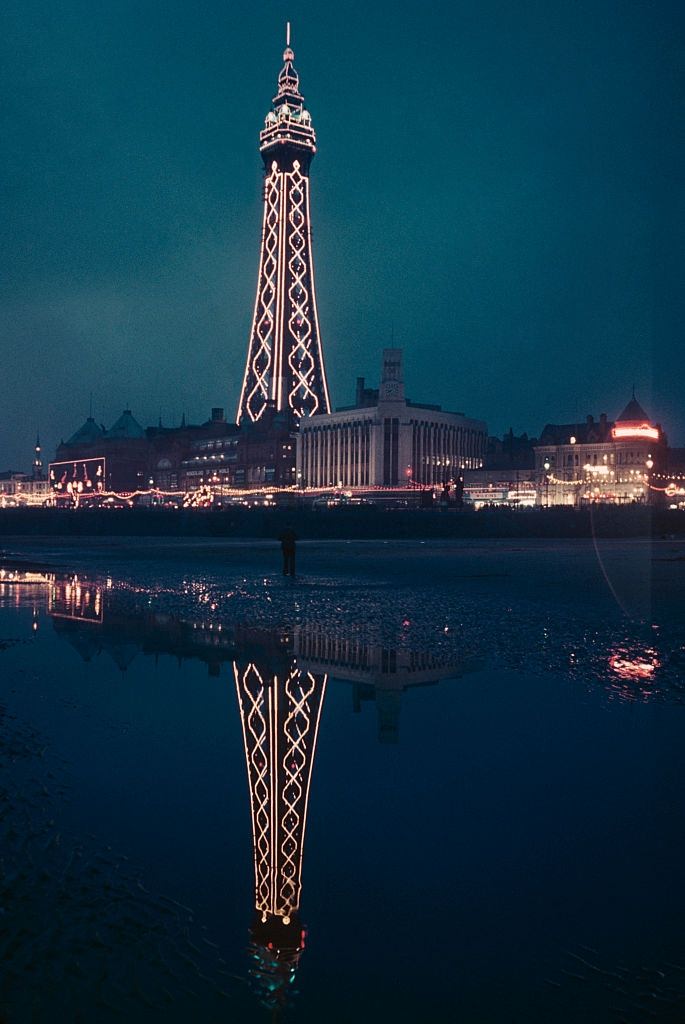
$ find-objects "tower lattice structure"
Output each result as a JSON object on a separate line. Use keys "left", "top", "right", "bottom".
{"left": 233, "top": 629, "right": 327, "bottom": 1010}
{"left": 237, "top": 31, "right": 331, "bottom": 425}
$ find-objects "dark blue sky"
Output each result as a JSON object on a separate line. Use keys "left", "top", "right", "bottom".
{"left": 1, "top": 0, "right": 683, "bottom": 468}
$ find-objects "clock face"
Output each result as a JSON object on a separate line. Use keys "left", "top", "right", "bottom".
{"left": 384, "top": 381, "right": 400, "bottom": 398}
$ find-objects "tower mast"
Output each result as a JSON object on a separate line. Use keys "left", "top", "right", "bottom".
{"left": 32, "top": 432, "right": 44, "bottom": 481}
{"left": 237, "top": 29, "right": 331, "bottom": 424}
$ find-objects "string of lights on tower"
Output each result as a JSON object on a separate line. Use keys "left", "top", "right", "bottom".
{"left": 237, "top": 25, "right": 331, "bottom": 426}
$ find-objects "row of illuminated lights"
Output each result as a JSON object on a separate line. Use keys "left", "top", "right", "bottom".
{"left": 561, "top": 426, "right": 660, "bottom": 444}
{"left": 191, "top": 453, "right": 235, "bottom": 462}
{"left": 40, "top": 480, "right": 681, "bottom": 505}
{"left": 49, "top": 481, "right": 296, "bottom": 501}
{"left": 544, "top": 456, "right": 653, "bottom": 473}
{"left": 260, "top": 131, "right": 316, "bottom": 151}
{"left": 548, "top": 471, "right": 651, "bottom": 484}
{"left": 581, "top": 488, "right": 645, "bottom": 496}
{"left": 546, "top": 454, "right": 653, "bottom": 467}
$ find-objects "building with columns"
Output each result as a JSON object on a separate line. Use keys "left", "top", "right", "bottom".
{"left": 296, "top": 349, "right": 487, "bottom": 489}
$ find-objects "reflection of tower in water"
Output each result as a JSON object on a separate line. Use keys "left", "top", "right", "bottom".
{"left": 233, "top": 629, "right": 327, "bottom": 1012}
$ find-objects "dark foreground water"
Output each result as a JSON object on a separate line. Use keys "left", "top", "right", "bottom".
{"left": 1, "top": 538, "right": 684, "bottom": 1023}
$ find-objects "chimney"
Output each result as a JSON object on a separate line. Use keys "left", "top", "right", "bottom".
{"left": 586, "top": 414, "right": 594, "bottom": 424}
{"left": 356, "top": 377, "right": 365, "bottom": 406}
{"left": 211, "top": 407, "right": 225, "bottom": 422}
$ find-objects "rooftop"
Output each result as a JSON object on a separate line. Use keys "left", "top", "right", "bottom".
{"left": 106, "top": 409, "right": 146, "bottom": 440}
{"left": 616, "top": 396, "right": 650, "bottom": 423}
{"left": 64, "top": 416, "right": 106, "bottom": 448}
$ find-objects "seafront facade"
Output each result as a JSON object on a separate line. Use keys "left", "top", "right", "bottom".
{"left": 297, "top": 350, "right": 487, "bottom": 489}
{"left": 534, "top": 396, "right": 667, "bottom": 506}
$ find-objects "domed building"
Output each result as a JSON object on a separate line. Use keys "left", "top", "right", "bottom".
{"left": 533, "top": 393, "right": 666, "bottom": 505}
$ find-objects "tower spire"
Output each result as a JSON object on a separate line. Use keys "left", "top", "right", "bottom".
{"left": 32, "top": 430, "right": 44, "bottom": 481}
{"left": 237, "top": 34, "right": 331, "bottom": 425}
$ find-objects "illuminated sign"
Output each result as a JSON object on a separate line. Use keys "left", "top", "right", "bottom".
{"left": 506, "top": 488, "right": 536, "bottom": 503}
{"left": 49, "top": 458, "right": 105, "bottom": 498}
{"left": 611, "top": 424, "right": 659, "bottom": 441}
{"left": 465, "top": 487, "right": 508, "bottom": 501}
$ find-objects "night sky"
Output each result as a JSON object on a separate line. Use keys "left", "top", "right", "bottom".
{"left": 1, "top": 0, "right": 683, "bottom": 470}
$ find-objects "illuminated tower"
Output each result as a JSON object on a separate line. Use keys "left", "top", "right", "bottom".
{"left": 32, "top": 433, "right": 43, "bottom": 481}
{"left": 233, "top": 629, "right": 327, "bottom": 1011}
{"left": 237, "top": 27, "right": 331, "bottom": 425}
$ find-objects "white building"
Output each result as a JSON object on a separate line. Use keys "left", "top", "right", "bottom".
{"left": 296, "top": 349, "right": 487, "bottom": 489}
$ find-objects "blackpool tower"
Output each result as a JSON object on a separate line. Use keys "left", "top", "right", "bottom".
{"left": 233, "top": 628, "right": 327, "bottom": 1011}
{"left": 237, "top": 28, "right": 331, "bottom": 425}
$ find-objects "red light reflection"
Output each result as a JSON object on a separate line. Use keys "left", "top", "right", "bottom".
{"left": 609, "top": 648, "right": 660, "bottom": 682}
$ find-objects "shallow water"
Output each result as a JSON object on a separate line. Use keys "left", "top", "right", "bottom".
{"left": 1, "top": 540, "right": 684, "bottom": 1022}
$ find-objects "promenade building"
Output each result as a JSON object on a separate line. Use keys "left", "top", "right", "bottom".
{"left": 463, "top": 430, "right": 537, "bottom": 508}
{"left": 0, "top": 471, "right": 28, "bottom": 503}
{"left": 1, "top": 436, "right": 54, "bottom": 505}
{"left": 297, "top": 349, "right": 487, "bottom": 489}
{"left": 50, "top": 408, "right": 238, "bottom": 497}
{"left": 533, "top": 395, "right": 666, "bottom": 505}
{"left": 179, "top": 405, "right": 293, "bottom": 490}
{"left": 51, "top": 410, "right": 148, "bottom": 495}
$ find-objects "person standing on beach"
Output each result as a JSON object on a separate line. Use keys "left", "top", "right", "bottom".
{"left": 278, "top": 526, "right": 298, "bottom": 577}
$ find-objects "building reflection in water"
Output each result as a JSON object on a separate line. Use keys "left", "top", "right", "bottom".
{"left": 2, "top": 573, "right": 477, "bottom": 1011}
{"left": 4, "top": 570, "right": 678, "bottom": 1011}
{"left": 49, "top": 575, "right": 103, "bottom": 623}
{"left": 295, "top": 625, "right": 476, "bottom": 743}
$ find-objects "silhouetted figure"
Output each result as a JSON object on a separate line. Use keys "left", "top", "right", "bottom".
{"left": 278, "top": 527, "right": 297, "bottom": 576}
{"left": 454, "top": 476, "right": 465, "bottom": 509}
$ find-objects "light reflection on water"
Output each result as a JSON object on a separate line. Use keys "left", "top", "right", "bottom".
{"left": 0, "top": 571, "right": 476, "bottom": 1019}
{"left": 2, "top": 568, "right": 683, "bottom": 706}
{"left": 0, "top": 568, "right": 684, "bottom": 1022}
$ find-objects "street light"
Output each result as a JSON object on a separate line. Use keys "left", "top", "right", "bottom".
{"left": 543, "top": 459, "right": 550, "bottom": 508}
{"left": 645, "top": 455, "right": 654, "bottom": 505}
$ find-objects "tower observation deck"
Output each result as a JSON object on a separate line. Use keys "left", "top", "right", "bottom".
{"left": 237, "top": 28, "right": 331, "bottom": 425}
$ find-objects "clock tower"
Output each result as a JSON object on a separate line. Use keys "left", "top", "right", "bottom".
{"left": 378, "top": 348, "right": 405, "bottom": 403}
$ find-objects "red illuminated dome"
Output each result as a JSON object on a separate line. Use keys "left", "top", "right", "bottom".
{"left": 611, "top": 394, "right": 660, "bottom": 442}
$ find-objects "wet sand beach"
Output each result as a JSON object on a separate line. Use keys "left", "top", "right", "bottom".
{"left": 1, "top": 538, "right": 684, "bottom": 1022}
